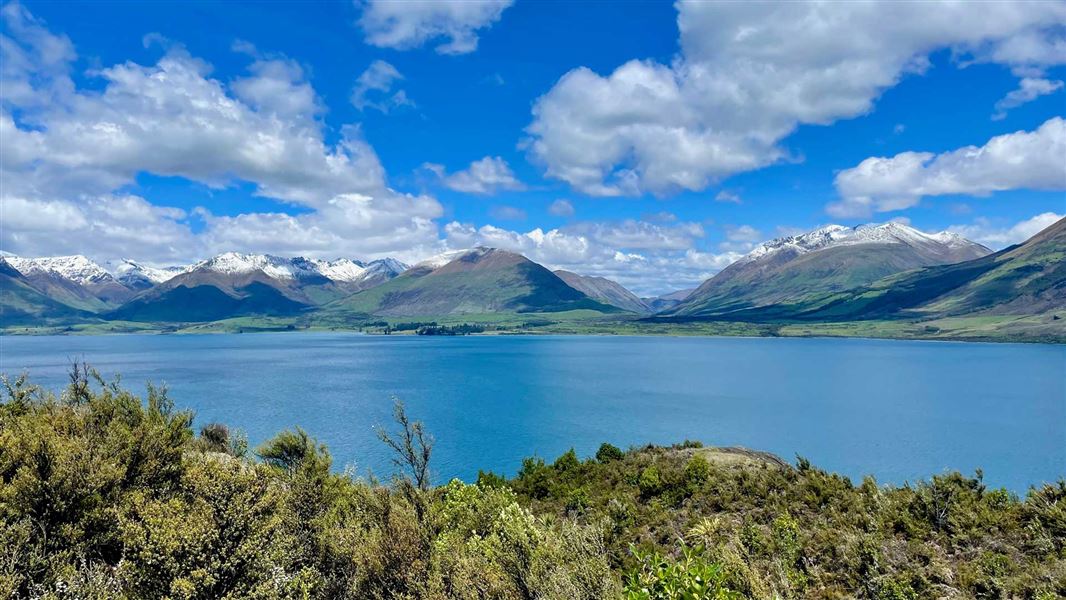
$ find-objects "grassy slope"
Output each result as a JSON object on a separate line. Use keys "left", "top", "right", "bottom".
{"left": 782, "top": 217, "right": 1066, "bottom": 323}
{"left": 322, "top": 253, "right": 619, "bottom": 318}
{"left": 109, "top": 281, "right": 311, "bottom": 322}
{"left": 0, "top": 271, "right": 96, "bottom": 326}
{"left": 672, "top": 243, "right": 984, "bottom": 318}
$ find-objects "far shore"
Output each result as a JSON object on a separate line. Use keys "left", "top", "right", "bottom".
{"left": 3, "top": 314, "right": 1064, "bottom": 345}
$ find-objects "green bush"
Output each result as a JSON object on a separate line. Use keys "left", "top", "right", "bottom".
{"left": 623, "top": 542, "right": 741, "bottom": 600}
{"left": 597, "top": 443, "right": 625, "bottom": 463}
{"left": 2, "top": 367, "right": 1064, "bottom": 599}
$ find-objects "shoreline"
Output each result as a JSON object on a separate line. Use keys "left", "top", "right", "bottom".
{"left": 3, "top": 321, "right": 1064, "bottom": 345}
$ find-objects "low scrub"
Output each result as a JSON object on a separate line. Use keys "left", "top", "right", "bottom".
{"left": 0, "top": 367, "right": 1062, "bottom": 599}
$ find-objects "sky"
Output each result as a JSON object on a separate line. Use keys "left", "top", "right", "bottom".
{"left": 1, "top": 0, "right": 1064, "bottom": 296}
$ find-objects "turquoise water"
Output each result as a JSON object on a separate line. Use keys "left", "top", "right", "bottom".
{"left": 1, "top": 333, "right": 1063, "bottom": 491}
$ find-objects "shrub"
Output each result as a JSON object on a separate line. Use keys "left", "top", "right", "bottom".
{"left": 596, "top": 443, "right": 625, "bottom": 463}
{"left": 624, "top": 542, "right": 741, "bottom": 600}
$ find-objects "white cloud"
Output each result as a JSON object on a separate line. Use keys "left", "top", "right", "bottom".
{"left": 489, "top": 205, "right": 526, "bottom": 221}
{"left": 1, "top": 194, "right": 196, "bottom": 263}
{"left": 547, "top": 199, "right": 574, "bottom": 217}
{"left": 197, "top": 192, "right": 442, "bottom": 262}
{"left": 351, "top": 60, "right": 414, "bottom": 113}
{"left": 947, "top": 212, "right": 1063, "bottom": 249}
{"left": 568, "top": 220, "right": 704, "bottom": 251}
{"left": 442, "top": 219, "right": 732, "bottom": 295}
{"left": 357, "top": 0, "right": 513, "bottom": 55}
{"left": 427, "top": 156, "right": 525, "bottom": 195}
{"left": 828, "top": 117, "right": 1066, "bottom": 217}
{"left": 230, "top": 42, "right": 321, "bottom": 120}
{"left": 718, "top": 224, "right": 762, "bottom": 252}
{"left": 715, "top": 190, "right": 742, "bottom": 204}
{"left": 0, "top": 4, "right": 442, "bottom": 264}
{"left": 992, "top": 77, "right": 1063, "bottom": 120}
{"left": 525, "top": 0, "right": 1066, "bottom": 196}
{"left": 643, "top": 211, "right": 677, "bottom": 223}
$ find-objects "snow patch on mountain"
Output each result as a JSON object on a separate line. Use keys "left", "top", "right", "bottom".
{"left": 188, "top": 252, "right": 407, "bottom": 283}
{"left": 740, "top": 222, "right": 988, "bottom": 264}
{"left": 362, "top": 258, "right": 408, "bottom": 277}
{"left": 107, "top": 259, "right": 184, "bottom": 285}
{"left": 306, "top": 258, "right": 367, "bottom": 282}
{"left": 414, "top": 248, "right": 490, "bottom": 270}
{"left": 7, "top": 255, "right": 115, "bottom": 285}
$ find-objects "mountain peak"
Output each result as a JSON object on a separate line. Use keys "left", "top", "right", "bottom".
{"left": 6, "top": 255, "right": 115, "bottom": 285}
{"left": 671, "top": 222, "right": 992, "bottom": 318}
{"left": 108, "top": 259, "right": 184, "bottom": 286}
{"left": 413, "top": 247, "right": 490, "bottom": 270}
{"left": 741, "top": 222, "right": 987, "bottom": 265}
{"left": 192, "top": 252, "right": 293, "bottom": 279}
{"left": 187, "top": 251, "right": 408, "bottom": 285}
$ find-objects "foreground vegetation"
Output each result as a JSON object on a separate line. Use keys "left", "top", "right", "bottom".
{"left": 1, "top": 368, "right": 1064, "bottom": 599}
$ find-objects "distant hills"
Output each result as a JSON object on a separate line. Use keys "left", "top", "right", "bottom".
{"left": 2, "top": 218, "right": 1063, "bottom": 342}
{"left": 323, "top": 248, "right": 617, "bottom": 317}
{"left": 110, "top": 253, "right": 409, "bottom": 322}
{"left": 771, "top": 216, "right": 1066, "bottom": 322}
{"left": 642, "top": 288, "right": 695, "bottom": 313}
{"left": 668, "top": 222, "right": 990, "bottom": 318}
{"left": 0, "top": 259, "right": 92, "bottom": 325}
{"left": 554, "top": 270, "right": 650, "bottom": 313}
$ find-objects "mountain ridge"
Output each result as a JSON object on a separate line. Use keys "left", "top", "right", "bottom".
{"left": 669, "top": 222, "right": 991, "bottom": 318}
{"left": 554, "top": 270, "right": 650, "bottom": 313}
{"left": 323, "top": 247, "right": 619, "bottom": 317}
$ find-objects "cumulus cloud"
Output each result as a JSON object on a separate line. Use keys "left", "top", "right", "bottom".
{"left": 715, "top": 190, "right": 742, "bottom": 204}
{"left": 1, "top": 194, "right": 196, "bottom": 264}
{"left": 357, "top": 0, "right": 513, "bottom": 55}
{"left": 425, "top": 156, "right": 525, "bottom": 195}
{"left": 547, "top": 199, "right": 574, "bottom": 217}
{"left": 992, "top": 77, "right": 1063, "bottom": 120}
{"left": 351, "top": 60, "right": 414, "bottom": 113}
{"left": 828, "top": 117, "right": 1066, "bottom": 217}
{"left": 947, "top": 212, "right": 1064, "bottom": 249}
{"left": 441, "top": 218, "right": 729, "bottom": 295}
{"left": 719, "top": 225, "right": 762, "bottom": 252}
{"left": 525, "top": 0, "right": 1066, "bottom": 196}
{"left": 0, "top": 3, "right": 441, "bottom": 264}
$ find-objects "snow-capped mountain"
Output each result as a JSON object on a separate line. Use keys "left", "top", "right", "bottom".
{"left": 741, "top": 222, "right": 988, "bottom": 265}
{"left": 670, "top": 222, "right": 992, "bottom": 318}
{"left": 108, "top": 252, "right": 410, "bottom": 322}
{"left": 107, "top": 259, "right": 185, "bottom": 290}
{"left": 186, "top": 252, "right": 407, "bottom": 286}
{"left": 413, "top": 248, "right": 480, "bottom": 270}
{"left": 7, "top": 255, "right": 116, "bottom": 285}
{"left": 6, "top": 255, "right": 137, "bottom": 307}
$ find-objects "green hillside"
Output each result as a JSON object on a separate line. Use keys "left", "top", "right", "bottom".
{"left": 0, "top": 260, "right": 94, "bottom": 326}
{"left": 554, "top": 270, "right": 649, "bottom": 313}
{"left": 670, "top": 224, "right": 990, "bottom": 318}
{"left": 323, "top": 248, "right": 618, "bottom": 318}
{"left": 790, "top": 216, "right": 1066, "bottom": 322}
{"left": 109, "top": 279, "right": 311, "bottom": 322}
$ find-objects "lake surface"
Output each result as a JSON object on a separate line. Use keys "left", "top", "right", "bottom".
{"left": 1, "top": 333, "right": 1063, "bottom": 491}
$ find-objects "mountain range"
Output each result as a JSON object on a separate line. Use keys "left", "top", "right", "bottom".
{"left": 763, "top": 216, "right": 1066, "bottom": 323}
{"left": 2, "top": 219, "right": 1062, "bottom": 341}
{"left": 666, "top": 223, "right": 990, "bottom": 318}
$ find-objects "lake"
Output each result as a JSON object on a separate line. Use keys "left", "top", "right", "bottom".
{"left": 1, "top": 332, "right": 1063, "bottom": 491}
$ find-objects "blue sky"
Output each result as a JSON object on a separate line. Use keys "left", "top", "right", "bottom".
{"left": 2, "top": 0, "right": 1064, "bottom": 294}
